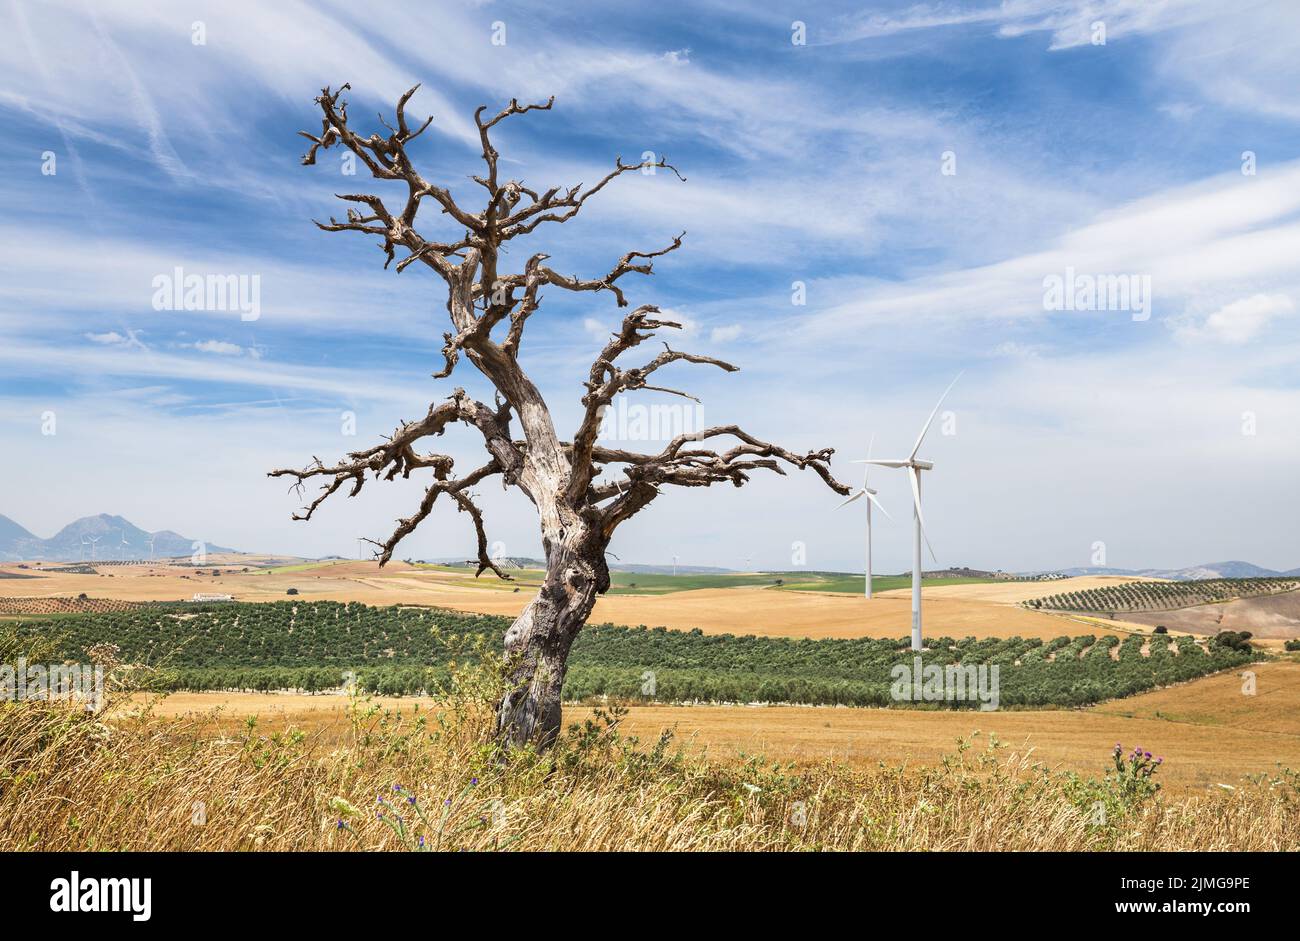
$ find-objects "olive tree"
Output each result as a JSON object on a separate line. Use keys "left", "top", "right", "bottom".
{"left": 271, "top": 84, "right": 849, "bottom": 748}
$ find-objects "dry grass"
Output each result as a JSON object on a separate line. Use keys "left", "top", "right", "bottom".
{"left": 122, "top": 659, "right": 1300, "bottom": 795}
{"left": 3, "top": 683, "right": 1297, "bottom": 851}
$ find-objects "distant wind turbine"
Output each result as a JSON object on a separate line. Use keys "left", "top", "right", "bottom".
{"left": 146, "top": 533, "right": 156, "bottom": 564}
{"left": 855, "top": 374, "right": 961, "bottom": 650}
{"left": 119, "top": 529, "right": 130, "bottom": 562}
{"left": 837, "top": 434, "right": 890, "bottom": 599}
{"left": 86, "top": 534, "right": 100, "bottom": 563}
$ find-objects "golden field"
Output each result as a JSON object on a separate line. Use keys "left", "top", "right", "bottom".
{"left": 6, "top": 560, "right": 1297, "bottom": 771}
{"left": 2, "top": 560, "right": 1149, "bottom": 640}
{"left": 125, "top": 659, "right": 1300, "bottom": 794}
{"left": 3, "top": 560, "right": 1298, "bottom": 850}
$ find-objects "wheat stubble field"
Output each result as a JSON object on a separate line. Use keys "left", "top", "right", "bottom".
{"left": 125, "top": 659, "right": 1300, "bottom": 794}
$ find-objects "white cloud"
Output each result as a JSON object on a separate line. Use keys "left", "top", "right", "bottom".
{"left": 85, "top": 331, "right": 128, "bottom": 345}
{"left": 786, "top": 161, "right": 1300, "bottom": 341}
{"left": 1174, "top": 293, "right": 1295, "bottom": 345}
{"left": 709, "top": 324, "right": 743, "bottom": 343}
{"left": 84, "top": 330, "right": 146, "bottom": 349}
{"left": 582, "top": 317, "right": 610, "bottom": 341}
{"left": 190, "top": 339, "right": 245, "bottom": 356}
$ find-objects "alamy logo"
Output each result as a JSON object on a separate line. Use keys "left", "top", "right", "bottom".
{"left": 151, "top": 266, "right": 261, "bottom": 321}
{"left": 1, "top": 659, "right": 104, "bottom": 711}
{"left": 1042, "top": 266, "right": 1151, "bottom": 321}
{"left": 890, "top": 656, "right": 1000, "bottom": 711}
{"left": 597, "top": 398, "right": 704, "bottom": 442}
{"left": 49, "top": 871, "right": 151, "bottom": 921}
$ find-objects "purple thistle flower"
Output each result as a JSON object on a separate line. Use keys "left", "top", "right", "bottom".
{"left": 471, "top": 777, "right": 479, "bottom": 786}
{"left": 337, "top": 819, "right": 345, "bottom": 830}
{"left": 407, "top": 796, "right": 416, "bottom": 805}
{"left": 444, "top": 798, "right": 452, "bottom": 806}
{"left": 418, "top": 835, "right": 425, "bottom": 848}
{"left": 1155, "top": 757, "right": 1164, "bottom": 764}
{"left": 1144, "top": 751, "right": 1152, "bottom": 759}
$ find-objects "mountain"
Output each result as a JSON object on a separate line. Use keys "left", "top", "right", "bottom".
{"left": 0, "top": 513, "right": 236, "bottom": 562}
{"left": 0, "top": 514, "right": 36, "bottom": 547}
{"left": 1158, "top": 560, "right": 1284, "bottom": 580}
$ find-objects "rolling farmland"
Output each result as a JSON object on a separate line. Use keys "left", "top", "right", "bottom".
{"left": 1028, "top": 577, "right": 1300, "bottom": 615}
{"left": 14, "top": 600, "right": 1258, "bottom": 707}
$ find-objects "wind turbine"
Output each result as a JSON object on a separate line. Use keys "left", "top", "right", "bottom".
{"left": 119, "top": 529, "right": 130, "bottom": 562}
{"left": 146, "top": 533, "right": 156, "bottom": 564}
{"left": 855, "top": 375, "right": 961, "bottom": 651}
{"left": 86, "top": 534, "right": 100, "bottom": 563}
{"left": 80, "top": 535, "right": 89, "bottom": 562}
{"left": 837, "top": 435, "right": 890, "bottom": 598}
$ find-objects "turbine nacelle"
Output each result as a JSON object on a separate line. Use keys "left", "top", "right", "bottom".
{"left": 854, "top": 458, "right": 934, "bottom": 471}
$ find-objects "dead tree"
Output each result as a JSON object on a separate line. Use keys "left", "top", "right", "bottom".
{"left": 270, "top": 84, "right": 850, "bottom": 749}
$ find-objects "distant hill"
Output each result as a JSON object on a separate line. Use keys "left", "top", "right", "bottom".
{"left": 423, "top": 555, "right": 733, "bottom": 575}
{"left": 1042, "top": 560, "right": 1297, "bottom": 581}
{"left": 0, "top": 513, "right": 236, "bottom": 562}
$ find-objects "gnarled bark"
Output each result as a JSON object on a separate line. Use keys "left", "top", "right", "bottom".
{"left": 496, "top": 534, "right": 609, "bottom": 748}
{"left": 271, "top": 84, "right": 850, "bottom": 751}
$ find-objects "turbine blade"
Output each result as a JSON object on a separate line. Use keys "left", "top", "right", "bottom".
{"left": 865, "top": 491, "right": 891, "bottom": 520}
{"left": 909, "top": 467, "right": 938, "bottom": 564}
{"left": 836, "top": 490, "right": 865, "bottom": 509}
{"left": 908, "top": 466, "right": 925, "bottom": 530}
{"left": 910, "top": 372, "right": 963, "bottom": 461}
{"left": 851, "top": 458, "right": 909, "bottom": 467}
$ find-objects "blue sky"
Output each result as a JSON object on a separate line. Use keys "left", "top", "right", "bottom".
{"left": 2, "top": 0, "right": 1298, "bottom": 572}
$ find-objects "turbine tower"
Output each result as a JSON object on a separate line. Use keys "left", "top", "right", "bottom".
{"left": 837, "top": 435, "right": 890, "bottom": 598}
{"left": 86, "top": 533, "right": 100, "bottom": 563}
{"left": 146, "top": 533, "right": 156, "bottom": 564}
{"left": 119, "top": 529, "right": 130, "bottom": 562}
{"left": 856, "top": 375, "right": 960, "bottom": 650}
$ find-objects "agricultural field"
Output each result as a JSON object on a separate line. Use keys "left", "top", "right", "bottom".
{"left": 0, "top": 562, "right": 1129, "bottom": 640}
{"left": 14, "top": 600, "right": 1258, "bottom": 708}
{"left": 777, "top": 572, "right": 1000, "bottom": 593}
{"left": 118, "top": 657, "right": 1300, "bottom": 796}
{"left": 1029, "top": 577, "right": 1300, "bottom": 616}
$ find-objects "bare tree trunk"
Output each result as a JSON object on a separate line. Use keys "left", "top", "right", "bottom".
{"left": 275, "top": 86, "right": 853, "bottom": 752}
{"left": 495, "top": 536, "right": 609, "bottom": 749}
